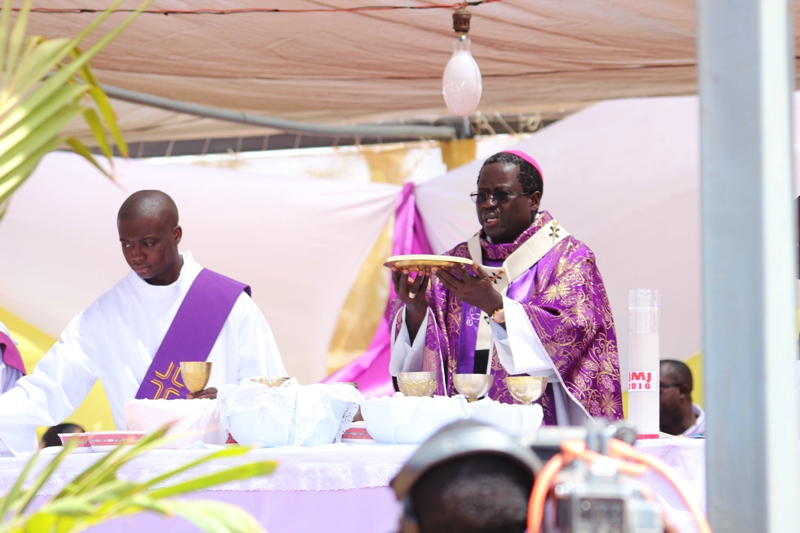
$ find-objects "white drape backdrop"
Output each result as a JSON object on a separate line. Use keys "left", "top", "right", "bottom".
{"left": 0, "top": 152, "right": 399, "bottom": 383}
{"left": 418, "top": 95, "right": 704, "bottom": 368}
{"left": 6, "top": 94, "right": 800, "bottom": 392}
{"left": 417, "top": 94, "right": 800, "bottom": 370}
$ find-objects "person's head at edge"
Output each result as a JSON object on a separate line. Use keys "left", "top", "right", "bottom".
{"left": 117, "top": 190, "right": 183, "bottom": 286}
{"left": 475, "top": 151, "right": 544, "bottom": 244}
{"left": 40, "top": 423, "right": 84, "bottom": 449}
{"left": 408, "top": 453, "right": 533, "bottom": 533}
{"left": 659, "top": 359, "right": 696, "bottom": 435}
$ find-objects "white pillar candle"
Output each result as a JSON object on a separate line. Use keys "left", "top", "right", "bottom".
{"left": 627, "top": 288, "right": 660, "bottom": 438}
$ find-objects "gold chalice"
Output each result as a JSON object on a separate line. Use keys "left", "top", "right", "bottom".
{"left": 251, "top": 377, "right": 290, "bottom": 388}
{"left": 504, "top": 376, "right": 548, "bottom": 405}
{"left": 179, "top": 362, "right": 212, "bottom": 394}
{"left": 398, "top": 371, "right": 438, "bottom": 397}
{"left": 452, "top": 373, "right": 494, "bottom": 402}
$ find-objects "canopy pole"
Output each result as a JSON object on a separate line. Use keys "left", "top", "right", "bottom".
{"left": 698, "top": 0, "right": 799, "bottom": 530}
{"left": 100, "top": 84, "right": 457, "bottom": 141}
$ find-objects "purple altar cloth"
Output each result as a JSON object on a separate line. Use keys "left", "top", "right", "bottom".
{"left": 323, "top": 183, "right": 431, "bottom": 398}
{"left": 135, "top": 269, "right": 250, "bottom": 400}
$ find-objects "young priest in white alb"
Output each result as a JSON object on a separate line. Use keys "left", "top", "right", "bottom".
{"left": 0, "top": 191, "right": 285, "bottom": 455}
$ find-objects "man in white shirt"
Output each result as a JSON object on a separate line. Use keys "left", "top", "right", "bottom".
{"left": 659, "top": 359, "right": 705, "bottom": 437}
{"left": 0, "top": 190, "right": 285, "bottom": 454}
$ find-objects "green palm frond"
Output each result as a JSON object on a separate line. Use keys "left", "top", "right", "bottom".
{"left": 0, "top": 0, "right": 152, "bottom": 217}
{"left": 0, "top": 425, "right": 276, "bottom": 533}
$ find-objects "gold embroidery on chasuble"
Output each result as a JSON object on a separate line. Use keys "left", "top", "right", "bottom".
{"left": 149, "top": 361, "right": 185, "bottom": 399}
{"left": 523, "top": 238, "right": 622, "bottom": 419}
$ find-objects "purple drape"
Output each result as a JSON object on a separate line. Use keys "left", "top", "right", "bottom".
{"left": 322, "top": 183, "right": 432, "bottom": 397}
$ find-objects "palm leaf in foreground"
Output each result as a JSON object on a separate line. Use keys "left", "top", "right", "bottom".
{"left": 0, "top": 424, "right": 277, "bottom": 533}
{"left": 0, "top": 0, "right": 153, "bottom": 217}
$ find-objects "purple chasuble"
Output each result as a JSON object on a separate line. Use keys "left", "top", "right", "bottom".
{"left": 0, "top": 332, "right": 25, "bottom": 375}
{"left": 390, "top": 211, "right": 623, "bottom": 425}
{"left": 135, "top": 269, "right": 251, "bottom": 400}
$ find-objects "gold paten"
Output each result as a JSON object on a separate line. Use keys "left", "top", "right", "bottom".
{"left": 251, "top": 377, "right": 290, "bottom": 388}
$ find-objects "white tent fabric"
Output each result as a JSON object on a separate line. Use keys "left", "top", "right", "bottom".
{"left": 26, "top": 0, "right": 772, "bottom": 142}
{"left": 416, "top": 94, "right": 800, "bottom": 368}
{"left": 0, "top": 152, "right": 399, "bottom": 383}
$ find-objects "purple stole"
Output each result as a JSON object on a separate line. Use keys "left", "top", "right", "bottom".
{"left": 456, "top": 257, "right": 505, "bottom": 373}
{"left": 0, "top": 332, "right": 25, "bottom": 375}
{"left": 135, "top": 269, "right": 251, "bottom": 400}
{"left": 456, "top": 261, "right": 540, "bottom": 373}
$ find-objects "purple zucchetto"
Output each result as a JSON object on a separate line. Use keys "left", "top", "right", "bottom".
{"left": 502, "top": 150, "right": 543, "bottom": 180}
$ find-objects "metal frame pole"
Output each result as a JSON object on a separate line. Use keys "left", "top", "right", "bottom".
{"left": 99, "top": 84, "right": 457, "bottom": 141}
{"left": 698, "top": 0, "right": 798, "bottom": 530}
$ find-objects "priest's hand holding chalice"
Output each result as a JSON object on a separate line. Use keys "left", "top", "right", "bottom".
{"left": 180, "top": 362, "right": 217, "bottom": 399}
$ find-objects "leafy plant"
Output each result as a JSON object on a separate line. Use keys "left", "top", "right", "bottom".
{"left": 0, "top": 0, "right": 151, "bottom": 218}
{"left": 0, "top": 425, "right": 277, "bottom": 533}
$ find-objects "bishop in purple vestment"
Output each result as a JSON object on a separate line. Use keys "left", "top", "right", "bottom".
{"left": 390, "top": 151, "right": 622, "bottom": 425}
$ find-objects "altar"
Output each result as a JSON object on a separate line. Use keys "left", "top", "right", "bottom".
{"left": 0, "top": 438, "right": 707, "bottom": 533}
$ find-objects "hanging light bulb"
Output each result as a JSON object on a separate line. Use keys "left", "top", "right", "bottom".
{"left": 442, "top": 7, "right": 482, "bottom": 117}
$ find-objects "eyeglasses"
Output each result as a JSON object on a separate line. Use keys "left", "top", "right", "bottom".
{"left": 470, "top": 191, "right": 531, "bottom": 205}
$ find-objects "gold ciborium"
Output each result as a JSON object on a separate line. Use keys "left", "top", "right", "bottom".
{"left": 452, "top": 373, "right": 494, "bottom": 402}
{"left": 504, "top": 376, "right": 548, "bottom": 405}
{"left": 179, "top": 362, "right": 212, "bottom": 394}
{"left": 398, "top": 371, "right": 438, "bottom": 397}
{"left": 251, "top": 377, "right": 290, "bottom": 388}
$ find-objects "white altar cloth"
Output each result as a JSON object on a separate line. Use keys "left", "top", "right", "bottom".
{"left": 0, "top": 440, "right": 706, "bottom": 533}
{"left": 0, "top": 444, "right": 419, "bottom": 495}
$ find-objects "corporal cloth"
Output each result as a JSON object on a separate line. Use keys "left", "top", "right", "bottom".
{"left": 0, "top": 252, "right": 285, "bottom": 454}
{"left": 390, "top": 212, "right": 622, "bottom": 425}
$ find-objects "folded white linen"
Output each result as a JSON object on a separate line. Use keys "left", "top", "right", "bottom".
{"left": 361, "top": 394, "right": 543, "bottom": 444}
{"left": 361, "top": 395, "right": 472, "bottom": 444}
{"left": 469, "top": 398, "right": 544, "bottom": 437}
{"left": 216, "top": 378, "right": 363, "bottom": 447}
{"left": 123, "top": 398, "right": 228, "bottom": 449}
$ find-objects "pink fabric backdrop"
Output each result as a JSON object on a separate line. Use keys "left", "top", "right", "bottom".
{"left": 323, "top": 183, "right": 432, "bottom": 397}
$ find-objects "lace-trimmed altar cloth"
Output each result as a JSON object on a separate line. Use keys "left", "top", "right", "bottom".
{"left": 0, "top": 444, "right": 420, "bottom": 496}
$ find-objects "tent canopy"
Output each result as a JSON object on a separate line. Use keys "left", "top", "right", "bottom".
{"left": 23, "top": 0, "right": 735, "bottom": 142}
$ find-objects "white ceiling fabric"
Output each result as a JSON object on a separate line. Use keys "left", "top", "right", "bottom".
{"left": 24, "top": 0, "right": 747, "bottom": 142}
{"left": 0, "top": 152, "right": 399, "bottom": 383}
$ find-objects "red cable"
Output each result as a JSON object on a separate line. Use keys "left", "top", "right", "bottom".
{"left": 527, "top": 439, "right": 713, "bottom": 533}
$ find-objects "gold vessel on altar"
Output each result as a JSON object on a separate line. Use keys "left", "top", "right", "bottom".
{"left": 397, "top": 371, "right": 438, "bottom": 397}
{"left": 452, "top": 373, "right": 494, "bottom": 402}
{"left": 251, "top": 376, "right": 290, "bottom": 388}
{"left": 504, "top": 376, "right": 548, "bottom": 405}
{"left": 179, "top": 362, "right": 212, "bottom": 394}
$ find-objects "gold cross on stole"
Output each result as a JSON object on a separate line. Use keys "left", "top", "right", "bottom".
{"left": 150, "top": 362, "right": 185, "bottom": 399}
